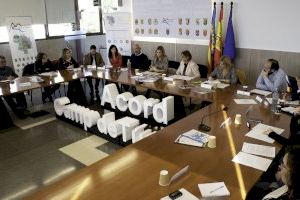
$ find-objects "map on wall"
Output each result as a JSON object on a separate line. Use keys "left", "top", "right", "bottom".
{"left": 132, "top": 0, "right": 211, "bottom": 40}
{"left": 6, "top": 16, "right": 37, "bottom": 76}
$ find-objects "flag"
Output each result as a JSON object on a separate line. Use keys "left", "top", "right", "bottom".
{"left": 207, "top": 2, "right": 217, "bottom": 73}
{"left": 224, "top": 3, "right": 236, "bottom": 60}
{"left": 214, "top": 2, "right": 224, "bottom": 67}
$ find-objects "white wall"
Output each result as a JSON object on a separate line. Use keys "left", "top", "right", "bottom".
{"left": 207, "top": 0, "right": 300, "bottom": 53}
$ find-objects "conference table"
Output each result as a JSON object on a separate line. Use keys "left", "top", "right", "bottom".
{"left": 0, "top": 67, "right": 290, "bottom": 199}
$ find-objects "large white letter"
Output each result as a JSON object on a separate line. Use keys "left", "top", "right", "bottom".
{"left": 128, "top": 95, "right": 147, "bottom": 116}
{"left": 119, "top": 117, "right": 139, "bottom": 142}
{"left": 101, "top": 83, "right": 119, "bottom": 109}
{"left": 116, "top": 92, "right": 134, "bottom": 112}
{"left": 97, "top": 112, "right": 115, "bottom": 135}
{"left": 54, "top": 97, "right": 70, "bottom": 116}
{"left": 144, "top": 98, "right": 160, "bottom": 119}
{"left": 153, "top": 96, "right": 174, "bottom": 125}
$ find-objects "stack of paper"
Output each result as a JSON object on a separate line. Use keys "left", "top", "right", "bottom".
{"left": 198, "top": 182, "right": 230, "bottom": 198}
{"left": 245, "top": 123, "right": 284, "bottom": 143}
{"left": 161, "top": 188, "right": 199, "bottom": 200}
{"left": 242, "top": 142, "right": 276, "bottom": 158}
{"left": 234, "top": 99, "right": 257, "bottom": 105}
{"left": 250, "top": 89, "right": 272, "bottom": 96}
{"left": 169, "top": 75, "right": 194, "bottom": 81}
{"left": 174, "top": 129, "right": 210, "bottom": 148}
{"left": 232, "top": 152, "right": 272, "bottom": 171}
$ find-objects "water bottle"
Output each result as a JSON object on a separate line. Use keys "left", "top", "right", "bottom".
{"left": 271, "top": 88, "right": 279, "bottom": 113}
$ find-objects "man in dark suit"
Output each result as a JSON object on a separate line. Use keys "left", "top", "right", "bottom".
{"left": 0, "top": 55, "right": 27, "bottom": 118}
{"left": 286, "top": 75, "right": 300, "bottom": 100}
{"left": 83, "top": 45, "right": 105, "bottom": 104}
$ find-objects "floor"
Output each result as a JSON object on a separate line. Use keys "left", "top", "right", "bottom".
{"left": 0, "top": 80, "right": 204, "bottom": 199}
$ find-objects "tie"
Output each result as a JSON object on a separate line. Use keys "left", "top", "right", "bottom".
{"left": 183, "top": 63, "right": 188, "bottom": 76}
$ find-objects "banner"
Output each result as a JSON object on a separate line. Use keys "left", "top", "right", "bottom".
{"left": 6, "top": 17, "right": 37, "bottom": 76}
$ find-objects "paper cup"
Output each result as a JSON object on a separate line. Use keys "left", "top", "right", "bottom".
{"left": 159, "top": 170, "right": 170, "bottom": 186}
{"left": 208, "top": 136, "right": 216, "bottom": 148}
{"left": 234, "top": 114, "right": 242, "bottom": 125}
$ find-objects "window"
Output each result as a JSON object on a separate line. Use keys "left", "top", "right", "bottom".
{"left": 48, "top": 23, "right": 74, "bottom": 37}
{"left": 0, "top": 25, "right": 46, "bottom": 43}
{"left": 78, "top": 0, "right": 101, "bottom": 33}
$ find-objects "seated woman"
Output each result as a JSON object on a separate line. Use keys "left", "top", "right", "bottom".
{"left": 209, "top": 56, "right": 237, "bottom": 84}
{"left": 108, "top": 45, "right": 122, "bottom": 70}
{"left": 261, "top": 146, "right": 300, "bottom": 200}
{"left": 35, "top": 52, "right": 60, "bottom": 103}
{"left": 176, "top": 50, "right": 200, "bottom": 78}
{"left": 58, "top": 48, "right": 87, "bottom": 106}
{"left": 149, "top": 46, "right": 168, "bottom": 73}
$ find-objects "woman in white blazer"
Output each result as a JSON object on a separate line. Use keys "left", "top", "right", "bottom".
{"left": 176, "top": 50, "right": 200, "bottom": 78}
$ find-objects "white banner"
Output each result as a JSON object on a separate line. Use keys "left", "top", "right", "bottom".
{"left": 6, "top": 16, "right": 37, "bottom": 76}
{"left": 104, "top": 12, "right": 132, "bottom": 56}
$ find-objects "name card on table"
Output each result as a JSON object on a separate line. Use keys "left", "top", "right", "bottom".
{"left": 201, "top": 83, "right": 213, "bottom": 90}
{"left": 163, "top": 77, "right": 174, "bottom": 82}
{"left": 237, "top": 90, "right": 251, "bottom": 96}
{"left": 256, "top": 96, "right": 263, "bottom": 103}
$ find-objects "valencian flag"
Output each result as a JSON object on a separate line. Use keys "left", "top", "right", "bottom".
{"left": 224, "top": 2, "right": 236, "bottom": 60}
{"left": 207, "top": 2, "right": 217, "bottom": 73}
{"left": 214, "top": 2, "right": 224, "bottom": 67}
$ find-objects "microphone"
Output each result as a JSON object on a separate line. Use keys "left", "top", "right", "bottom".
{"left": 198, "top": 105, "right": 228, "bottom": 132}
{"left": 245, "top": 105, "right": 262, "bottom": 129}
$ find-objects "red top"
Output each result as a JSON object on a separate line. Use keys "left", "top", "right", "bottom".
{"left": 109, "top": 54, "right": 122, "bottom": 68}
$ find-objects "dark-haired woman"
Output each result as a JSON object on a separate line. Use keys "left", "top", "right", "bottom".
{"left": 35, "top": 52, "right": 59, "bottom": 103}
{"left": 58, "top": 48, "right": 87, "bottom": 106}
{"left": 176, "top": 50, "right": 200, "bottom": 78}
{"left": 108, "top": 45, "right": 122, "bottom": 69}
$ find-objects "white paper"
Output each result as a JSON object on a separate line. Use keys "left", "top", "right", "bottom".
{"left": 234, "top": 99, "right": 257, "bottom": 105}
{"left": 175, "top": 129, "right": 210, "bottom": 147}
{"left": 256, "top": 96, "right": 263, "bottom": 103}
{"left": 19, "top": 82, "right": 31, "bottom": 87}
{"left": 198, "top": 182, "right": 230, "bottom": 197}
{"left": 250, "top": 89, "right": 272, "bottom": 96}
{"left": 281, "top": 106, "right": 298, "bottom": 115}
{"left": 242, "top": 142, "right": 276, "bottom": 158}
{"left": 217, "top": 83, "right": 230, "bottom": 89}
{"left": 245, "top": 123, "right": 285, "bottom": 143}
{"left": 161, "top": 188, "right": 199, "bottom": 200}
{"left": 232, "top": 152, "right": 272, "bottom": 171}
{"left": 169, "top": 75, "right": 194, "bottom": 81}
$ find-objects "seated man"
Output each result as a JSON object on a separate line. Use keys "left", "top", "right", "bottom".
{"left": 286, "top": 75, "right": 300, "bottom": 101}
{"left": 256, "top": 59, "right": 287, "bottom": 92}
{"left": 83, "top": 45, "right": 105, "bottom": 103}
{"left": 0, "top": 55, "right": 27, "bottom": 118}
{"left": 129, "top": 44, "right": 149, "bottom": 70}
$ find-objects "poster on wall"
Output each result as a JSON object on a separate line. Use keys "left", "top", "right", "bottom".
{"left": 132, "top": 0, "right": 211, "bottom": 40}
{"left": 6, "top": 16, "right": 37, "bottom": 76}
{"left": 104, "top": 12, "right": 132, "bottom": 56}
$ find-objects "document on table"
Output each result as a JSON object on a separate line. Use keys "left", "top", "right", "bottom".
{"left": 281, "top": 106, "right": 298, "bottom": 115}
{"left": 242, "top": 142, "right": 276, "bottom": 158}
{"left": 234, "top": 99, "right": 257, "bottom": 105}
{"left": 245, "top": 123, "right": 284, "bottom": 143}
{"left": 232, "top": 152, "right": 272, "bottom": 171}
{"left": 198, "top": 182, "right": 230, "bottom": 198}
{"left": 169, "top": 75, "right": 194, "bottom": 81}
{"left": 161, "top": 188, "right": 199, "bottom": 200}
{"left": 19, "top": 82, "right": 31, "bottom": 87}
{"left": 217, "top": 83, "right": 230, "bottom": 89}
{"left": 250, "top": 89, "right": 272, "bottom": 96}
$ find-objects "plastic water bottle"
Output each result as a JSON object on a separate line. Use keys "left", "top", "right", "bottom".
{"left": 271, "top": 88, "right": 279, "bottom": 113}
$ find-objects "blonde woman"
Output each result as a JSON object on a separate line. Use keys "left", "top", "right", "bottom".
{"left": 209, "top": 55, "right": 237, "bottom": 84}
{"left": 149, "top": 46, "right": 168, "bottom": 73}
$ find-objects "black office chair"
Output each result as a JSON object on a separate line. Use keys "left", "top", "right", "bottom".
{"left": 197, "top": 64, "right": 208, "bottom": 78}
{"left": 287, "top": 75, "right": 299, "bottom": 101}
{"left": 168, "top": 60, "right": 180, "bottom": 69}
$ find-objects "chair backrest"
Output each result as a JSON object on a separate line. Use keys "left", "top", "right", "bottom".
{"left": 236, "top": 68, "right": 248, "bottom": 85}
{"left": 51, "top": 60, "right": 59, "bottom": 70}
{"left": 287, "top": 75, "right": 299, "bottom": 100}
{"left": 122, "top": 55, "right": 130, "bottom": 67}
{"left": 168, "top": 60, "right": 180, "bottom": 69}
{"left": 22, "top": 63, "right": 35, "bottom": 76}
{"left": 197, "top": 64, "right": 208, "bottom": 78}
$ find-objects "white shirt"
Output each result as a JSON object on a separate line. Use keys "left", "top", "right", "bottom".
{"left": 92, "top": 56, "right": 96, "bottom": 66}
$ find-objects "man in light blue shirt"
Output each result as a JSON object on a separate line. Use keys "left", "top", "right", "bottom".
{"left": 256, "top": 59, "right": 287, "bottom": 92}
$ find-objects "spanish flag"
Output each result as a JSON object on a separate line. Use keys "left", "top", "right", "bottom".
{"left": 207, "top": 2, "right": 216, "bottom": 73}
{"left": 214, "top": 2, "right": 224, "bottom": 67}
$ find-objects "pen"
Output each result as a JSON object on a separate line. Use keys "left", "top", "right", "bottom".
{"left": 209, "top": 185, "right": 224, "bottom": 194}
